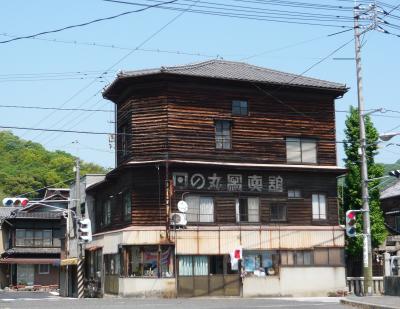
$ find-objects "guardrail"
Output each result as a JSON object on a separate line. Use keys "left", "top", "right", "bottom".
{"left": 347, "top": 277, "right": 384, "bottom": 296}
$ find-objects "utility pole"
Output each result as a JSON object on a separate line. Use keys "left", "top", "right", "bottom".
{"left": 74, "top": 157, "right": 84, "bottom": 298}
{"left": 353, "top": 0, "right": 373, "bottom": 296}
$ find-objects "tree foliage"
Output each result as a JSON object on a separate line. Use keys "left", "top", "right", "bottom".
{"left": 343, "top": 106, "right": 387, "bottom": 256}
{"left": 0, "top": 130, "right": 108, "bottom": 200}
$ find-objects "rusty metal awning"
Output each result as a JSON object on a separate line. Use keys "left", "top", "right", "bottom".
{"left": 0, "top": 258, "right": 60, "bottom": 265}
{"left": 86, "top": 246, "right": 102, "bottom": 252}
{"left": 60, "top": 258, "right": 79, "bottom": 266}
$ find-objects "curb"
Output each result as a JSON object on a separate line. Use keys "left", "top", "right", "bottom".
{"left": 340, "top": 299, "right": 400, "bottom": 309}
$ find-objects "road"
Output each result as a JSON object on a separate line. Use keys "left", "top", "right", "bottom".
{"left": 0, "top": 292, "right": 351, "bottom": 309}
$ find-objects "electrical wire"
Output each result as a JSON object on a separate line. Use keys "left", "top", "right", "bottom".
{"left": 0, "top": 0, "right": 178, "bottom": 44}
{"left": 0, "top": 104, "right": 112, "bottom": 113}
{"left": 29, "top": 0, "right": 200, "bottom": 145}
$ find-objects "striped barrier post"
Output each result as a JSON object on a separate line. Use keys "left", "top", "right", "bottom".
{"left": 77, "top": 258, "right": 84, "bottom": 298}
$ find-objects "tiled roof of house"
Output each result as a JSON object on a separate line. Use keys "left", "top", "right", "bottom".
{"left": 112, "top": 59, "right": 347, "bottom": 92}
{"left": 0, "top": 207, "right": 19, "bottom": 218}
{"left": 381, "top": 180, "right": 400, "bottom": 200}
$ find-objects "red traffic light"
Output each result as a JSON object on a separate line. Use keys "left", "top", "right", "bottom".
{"left": 347, "top": 211, "right": 356, "bottom": 219}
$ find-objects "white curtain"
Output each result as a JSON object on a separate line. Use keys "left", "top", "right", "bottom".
{"left": 286, "top": 138, "right": 301, "bottom": 162}
{"left": 312, "top": 194, "right": 326, "bottom": 220}
{"left": 248, "top": 197, "right": 260, "bottom": 222}
{"left": 302, "top": 139, "right": 317, "bottom": 163}
{"left": 318, "top": 194, "right": 327, "bottom": 219}
{"left": 193, "top": 256, "right": 208, "bottom": 276}
{"left": 178, "top": 256, "right": 193, "bottom": 276}
{"left": 199, "top": 197, "right": 214, "bottom": 222}
{"left": 235, "top": 199, "right": 240, "bottom": 222}
{"left": 185, "top": 195, "right": 199, "bottom": 222}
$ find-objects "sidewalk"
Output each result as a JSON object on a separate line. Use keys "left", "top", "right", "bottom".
{"left": 341, "top": 296, "right": 400, "bottom": 309}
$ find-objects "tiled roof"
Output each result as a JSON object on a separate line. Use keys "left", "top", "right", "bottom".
{"left": 0, "top": 207, "right": 19, "bottom": 218}
{"left": 381, "top": 180, "right": 400, "bottom": 200}
{"left": 114, "top": 59, "right": 347, "bottom": 91}
{"left": 6, "top": 247, "right": 61, "bottom": 254}
{"left": 13, "top": 211, "right": 63, "bottom": 220}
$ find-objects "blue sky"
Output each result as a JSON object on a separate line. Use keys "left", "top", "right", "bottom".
{"left": 1, "top": 0, "right": 400, "bottom": 169}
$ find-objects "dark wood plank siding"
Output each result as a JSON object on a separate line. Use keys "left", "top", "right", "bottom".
{"left": 165, "top": 79, "right": 337, "bottom": 165}
{"left": 171, "top": 167, "right": 339, "bottom": 226}
{"left": 115, "top": 77, "right": 337, "bottom": 166}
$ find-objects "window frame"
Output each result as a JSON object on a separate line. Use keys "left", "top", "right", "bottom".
{"left": 120, "top": 125, "right": 128, "bottom": 157}
{"left": 312, "top": 193, "right": 327, "bottom": 221}
{"left": 235, "top": 197, "right": 260, "bottom": 223}
{"left": 15, "top": 229, "right": 54, "bottom": 247}
{"left": 122, "top": 190, "right": 132, "bottom": 222}
{"left": 38, "top": 264, "right": 50, "bottom": 275}
{"left": 215, "top": 120, "right": 232, "bottom": 150}
{"left": 184, "top": 195, "right": 215, "bottom": 223}
{"left": 232, "top": 100, "right": 248, "bottom": 116}
{"left": 287, "top": 188, "right": 302, "bottom": 199}
{"left": 286, "top": 137, "right": 318, "bottom": 164}
{"left": 103, "top": 199, "right": 111, "bottom": 226}
{"left": 270, "top": 204, "right": 287, "bottom": 222}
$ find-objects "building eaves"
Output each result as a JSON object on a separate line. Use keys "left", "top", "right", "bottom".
{"left": 103, "top": 59, "right": 348, "bottom": 99}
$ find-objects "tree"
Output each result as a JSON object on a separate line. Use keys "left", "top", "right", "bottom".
{"left": 343, "top": 106, "right": 387, "bottom": 257}
{"left": 0, "top": 130, "right": 108, "bottom": 201}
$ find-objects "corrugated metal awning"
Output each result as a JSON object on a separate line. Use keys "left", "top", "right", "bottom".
{"left": 0, "top": 258, "right": 60, "bottom": 265}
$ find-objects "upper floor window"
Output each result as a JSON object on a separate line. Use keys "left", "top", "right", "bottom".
{"left": 123, "top": 191, "right": 131, "bottom": 222}
{"left": 312, "top": 193, "right": 326, "bottom": 220}
{"left": 395, "top": 215, "right": 400, "bottom": 233}
{"left": 120, "top": 125, "right": 128, "bottom": 157}
{"left": 232, "top": 100, "right": 248, "bottom": 116}
{"left": 103, "top": 200, "right": 111, "bottom": 226}
{"left": 270, "top": 204, "right": 287, "bottom": 222}
{"left": 185, "top": 195, "right": 214, "bottom": 223}
{"left": 288, "top": 189, "right": 302, "bottom": 199}
{"left": 236, "top": 197, "right": 259, "bottom": 223}
{"left": 215, "top": 120, "right": 231, "bottom": 149}
{"left": 286, "top": 138, "right": 317, "bottom": 164}
{"left": 15, "top": 229, "right": 53, "bottom": 247}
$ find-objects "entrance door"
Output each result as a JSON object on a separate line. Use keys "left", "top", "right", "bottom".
{"left": 177, "top": 255, "right": 240, "bottom": 297}
{"left": 17, "top": 264, "right": 34, "bottom": 285}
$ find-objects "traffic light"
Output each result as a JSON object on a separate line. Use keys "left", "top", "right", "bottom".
{"left": 389, "top": 170, "right": 400, "bottom": 178}
{"left": 2, "top": 197, "right": 29, "bottom": 207}
{"left": 346, "top": 210, "right": 357, "bottom": 238}
{"left": 78, "top": 218, "right": 92, "bottom": 243}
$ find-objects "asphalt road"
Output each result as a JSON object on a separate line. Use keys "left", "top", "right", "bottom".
{"left": 0, "top": 292, "right": 351, "bottom": 309}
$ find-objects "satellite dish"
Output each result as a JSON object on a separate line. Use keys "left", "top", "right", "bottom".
{"left": 177, "top": 200, "right": 188, "bottom": 213}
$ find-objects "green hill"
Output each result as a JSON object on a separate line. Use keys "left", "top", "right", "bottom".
{"left": 0, "top": 130, "right": 107, "bottom": 200}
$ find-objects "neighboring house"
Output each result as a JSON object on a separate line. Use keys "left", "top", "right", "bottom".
{"left": 85, "top": 60, "right": 348, "bottom": 297}
{"left": 0, "top": 206, "right": 18, "bottom": 288}
{"left": 379, "top": 181, "right": 400, "bottom": 256}
{"left": 0, "top": 188, "right": 68, "bottom": 288}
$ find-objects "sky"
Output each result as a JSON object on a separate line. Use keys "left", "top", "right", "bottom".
{"left": 1, "top": 0, "right": 400, "bottom": 169}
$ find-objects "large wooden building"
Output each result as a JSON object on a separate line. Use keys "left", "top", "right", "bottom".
{"left": 86, "top": 60, "right": 348, "bottom": 297}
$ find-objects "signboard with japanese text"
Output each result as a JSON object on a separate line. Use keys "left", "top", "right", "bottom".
{"left": 172, "top": 172, "right": 284, "bottom": 193}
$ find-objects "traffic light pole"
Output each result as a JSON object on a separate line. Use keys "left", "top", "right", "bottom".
{"left": 353, "top": 0, "right": 373, "bottom": 296}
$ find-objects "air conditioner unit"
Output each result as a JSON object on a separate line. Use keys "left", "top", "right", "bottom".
{"left": 170, "top": 212, "right": 187, "bottom": 226}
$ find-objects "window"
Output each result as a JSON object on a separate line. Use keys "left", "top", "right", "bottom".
{"left": 38, "top": 264, "right": 50, "bottom": 274}
{"left": 120, "top": 125, "right": 128, "bottom": 157}
{"left": 243, "top": 250, "right": 279, "bottom": 276}
{"left": 215, "top": 120, "right": 231, "bottom": 149}
{"left": 288, "top": 189, "right": 301, "bottom": 198}
{"left": 185, "top": 195, "right": 214, "bottom": 223}
{"left": 314, "top": 248, "right": 344, "bottom": 266}
{"left": 232, "top": 100, "right": 248, "bottom": 116}
{"left": 312, "top": 193, "right": 327, "bottom": 220}
{"left": 15, "top": 229, "right": 54, "bottom": 247}
{"left": 396, "top": 215, "right": 400, "bottom": 232}
{"left": 104, "top": 254, "right": 121, "bottom": 276}
{"left": 281, "top": 250, "right": 313, "bottom": 266}
{"left": 126, "top": 245, "right": 174, "bottom": 278}
{"left": 286, "top": 138, "right": 317, "bottom": 164}
{"left": 123, "top": 191, "right": 131, "bottom": 221}
{"left": 103, "top": 200, "right": 111, "bottom": 226}
{"left": 236, "top": 197, "right": 259, "bottom": 222}
{"left": 270, "top": 204, "right": 287, "bottom": 221}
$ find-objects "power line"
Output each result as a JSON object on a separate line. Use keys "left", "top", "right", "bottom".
{"left": 0, "top": 0, "right": 178, "bottom": 44}
{"left": 30, "top": 0, "right": 200, "bottom": 145}
{"left": 104, "top": 0, "right": 355, "bottom": 28}
{"left": 0, "top": 104, "right": 112, "bottom": 113}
